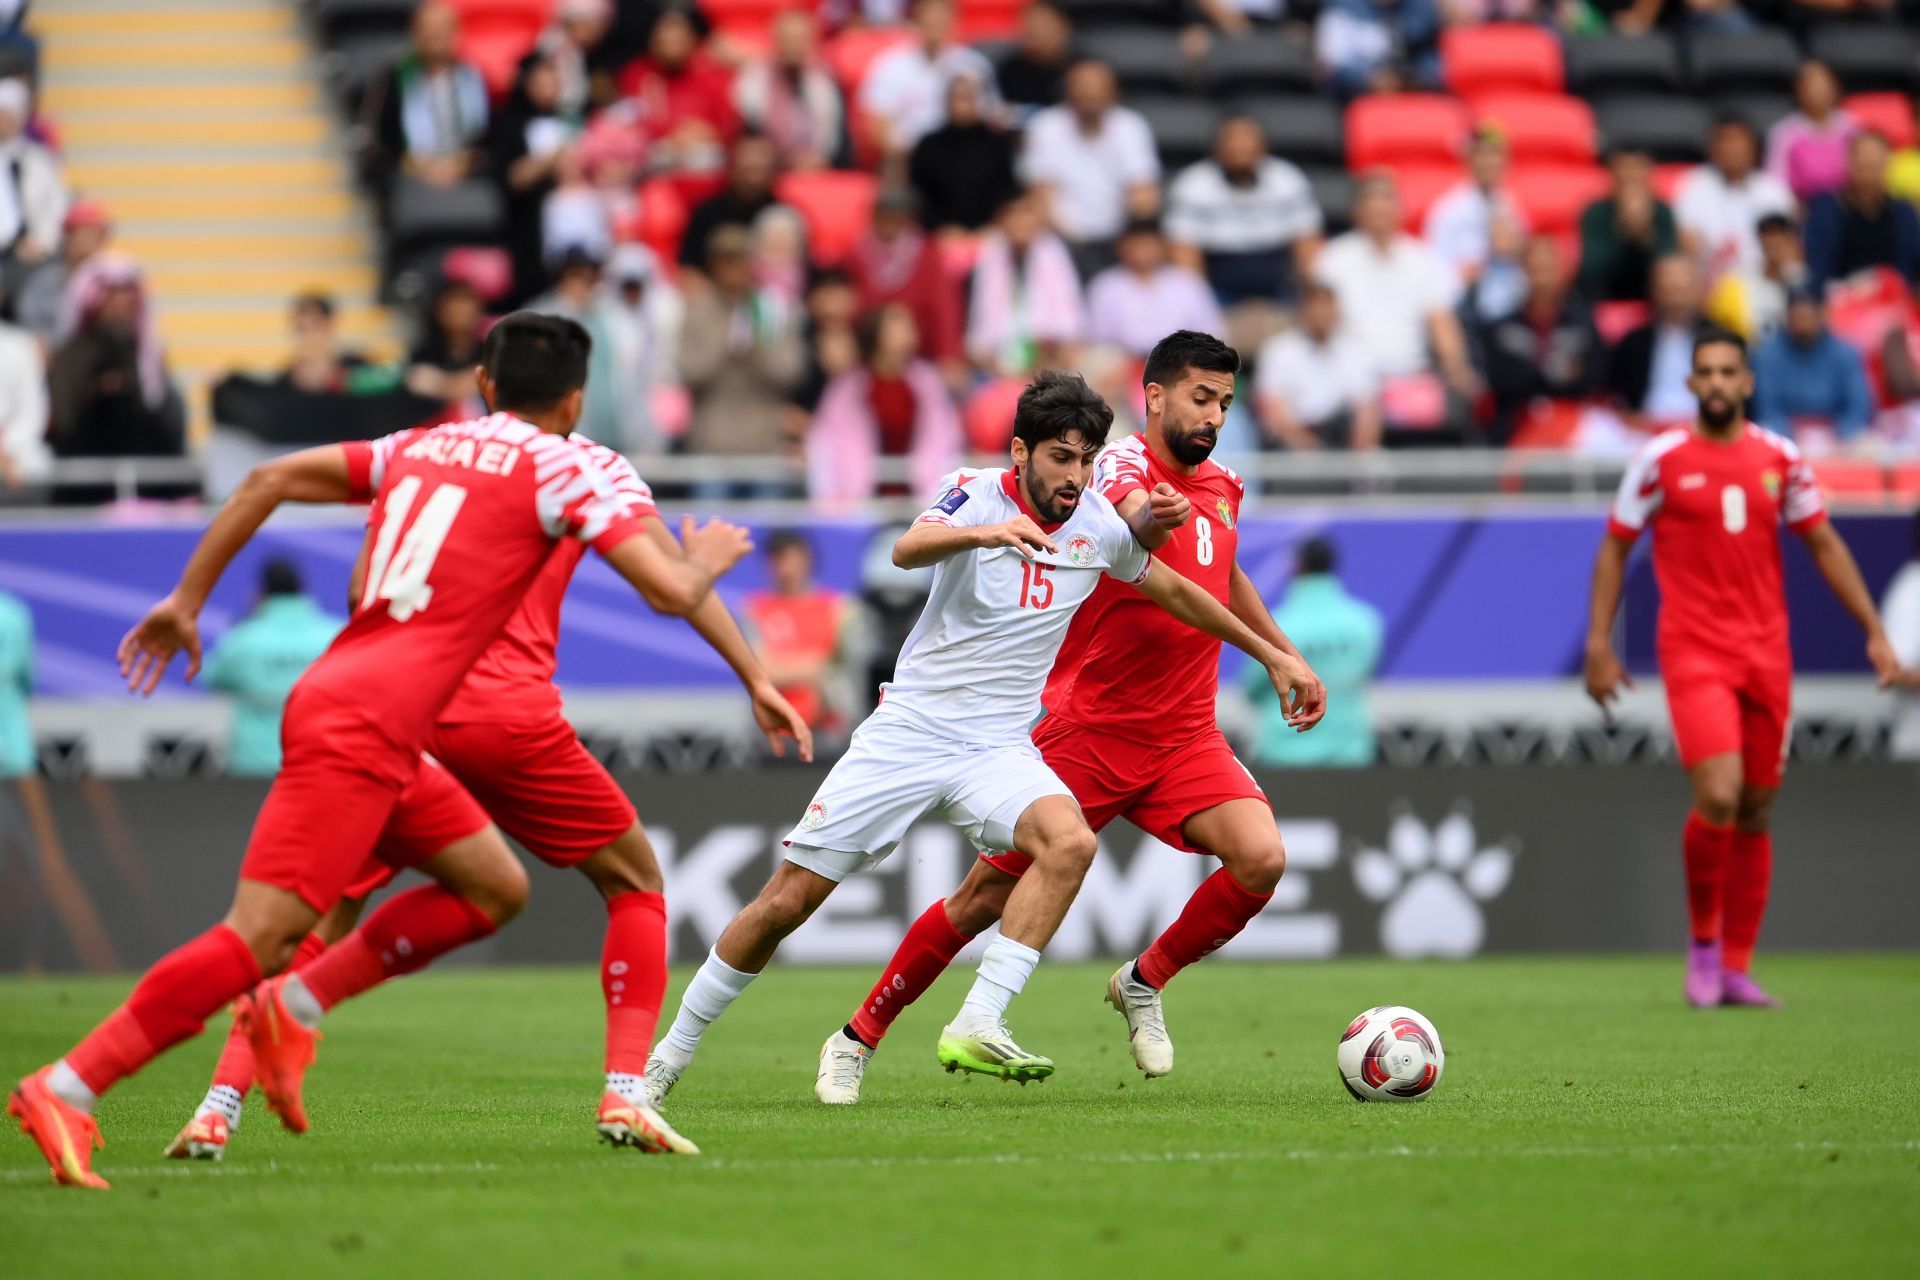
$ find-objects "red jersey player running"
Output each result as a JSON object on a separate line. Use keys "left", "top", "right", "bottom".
{"left": 162, "top": 431, "right": 811, "bottom": 1163}
{"left": 801, "top": 329, "right": 1328, "bottom": 1102}
{"left": 1584, "top": 327, "right": 1907, "bottom": 1010}
{"left": 7, "top": 314, "right": 753, "bottom": 1189}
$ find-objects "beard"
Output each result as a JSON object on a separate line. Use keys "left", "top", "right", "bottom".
{"left": 1025, "top": 474, "right": 1080, "bottom": 524}
{"left": 1164, "top": 424, "right": 1218, "bottom": 467}
{"left": 1699, "top": 394, "right": 1741, "bottom": 429}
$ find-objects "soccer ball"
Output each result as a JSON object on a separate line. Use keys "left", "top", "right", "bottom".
{"left": 1337, "top": 1005, "right": 1444, "bottom": 1102}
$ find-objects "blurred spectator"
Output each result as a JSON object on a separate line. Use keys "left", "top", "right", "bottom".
{"left": 966, "top": 190, "right": 1086, "bottom": 377}
{"left": 0, "top": 273, "right": 41, "bottom": 489}
{"left": 1750, "top": 286, "right": 1872, "bottom": 447}
{"left": 860, "top": 0, "right": 1000, "bottom": 157}
{"left": 492, "top": 51, "right": 583, "bottom": 305}
{"left": 733, "top": 10, "right": 845, "bottom": 171}
{"left": 1087, "top": 218, "right": 1223, "bottom": 359}
{"left": 1245, "top": 537, "right": 1381, "bottom": 767}
{"left": 532, "top": 249, "right": 629, "bottom": 445}
{"left": 809, "top": 302, "right": 961, "bottom": 505}
{"left": 1316, "top": 0, "right": 1442, "bottom": 100}
{"left": 1883, "top": 510, "right": 1920, "bottom": 759}
{"left": 538, "top": 0, "right": 616, "bottom": 115}
{"left": 602, "top": 243, "right": 684, "bottom": 451}
{"left": 909, "top": 74, "right": 1018, "bottom": 233}
{"left": 278, "top": 293, "right": 369, "bottom": 394}
{"left": 1166, "top": 117, "right": 1322, "bottom": 307}
{"left": 679, "top": 135, "right": 782, "bottom": 276}
{"left": 15, "top": 199, "right": 109, "bottom": 342}
{"left": 1676, "top": 117, "right": 1793, "bottom": 282}
{"left": 1578, "top": 147, "right": 1678, "bottom": 303}
{"left": 1021, "top": 60, "right": 1161, "bottom": 280}
{"left": 1459, "top": 209, "right": 1528, "bottom": 324}
{"left": 0, "top": 77, "right": 64, "bottom": 288}
{"left": 678, "top": 225, "right": 807, "bottom": 478}
{"left": 1480, "top": 237, "right": 1602, "bottom": 444}
{"left": 541, "top": 146, "right": 615, "bottom": 272}
{"left": 743, "top": 531, "right": 858, "bottom": 737}
{"left": 994, "top": 1, "right": 1073, "bottom": 123}
{"left": 1316, "top": 176, "right": 1475, "bottom": 408}
{"left": 1424, "top": 123, "right": 1526, "bottom": 287}
{"left": 1254, "top": 279, "right": 1382, "bottom": 451}
{"left": 406, "top": 279, "right": 485, "bottom": 404}
{"left": 1706, "top": 213, "right": 1807, "bottom": 342}
{"left": 1604, "top": 254, "right": 1705, "bottom": 426}
{"left": 205, "top": 560, "right": 342, "bottom": 777}
{"left": 793, "top": 266, "right": 862, "bottom": 414}
{"left": 752, "top": 204, "right": 811, "bottom": 310}
{"left": 48, "top": 255, "right": 183, "bottom": 476}
{"left": 1767, "top": 60, "right": 1857, "bottom": 204}
{"left": 616, "top": 6, "right": 737, "bottom": 176}
{"left": 1889, "top": 93, "right": 1920, "bottom": 205}
{"left": 0, "top": 587, "right": 29, "bottom": 777}
{"left": 366, "top": 1, "right": 491, "bottom": 188}
{"left": 849, "top": 188, "right": 963, "bottom": 372}
{"left": 1805, "top": 131, "right": 1920, "bottom": 290}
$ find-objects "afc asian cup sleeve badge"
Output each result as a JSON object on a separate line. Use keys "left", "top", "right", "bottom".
{"left": 1761, "top": 470, "right": 1782, "bottom": 499}
{"left": 1063, "top": 533, "right": 1098, "bottom": 567}
{"left": 1215, "top": 497, "right": 1235, "bottom": 529}
{"left": 800, "top": 801, "right": 828, "bottom": 832}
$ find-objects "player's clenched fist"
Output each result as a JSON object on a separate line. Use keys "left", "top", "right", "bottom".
{"left": 979, "top": 515, "right": 1058, "bottom": 559}
{"left": 681, "top": 516, "right": 755, "bottom": 575}
{"left": 1148, "top": 482, "right": 1191, "bottom": 531}
{"left": 1266, "top": 652, "right": 1326, "bottom": 731}
{"left": 1582, "top": 637, "right": 1633, "bottom": 713}
{"left": 119, "top": 592, "right": 203, "bottom": 695}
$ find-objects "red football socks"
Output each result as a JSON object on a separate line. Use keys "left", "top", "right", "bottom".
{"left": 601, "top": 890, "right": 667, "bottom": 1076}
{"left": 1682, "top": 811, "right": 1734, "bottom": 944}
{"left": 1137, "top": 868, "right": 1273, "bottom": 990}
{"left": 1721, "top": 829, "right": 1773, "bottom": 973}
{"left": 298, "top": 886, "right": 494, "bottom": 1012}
{"left": 210, "top": 933, "right": 325, "bottom": 1094}
{"left": 65, "top": 924, "right": 262, "bottom": 1096}
{"left": 848, "top": 899, "right": 973, "bottom": 1047}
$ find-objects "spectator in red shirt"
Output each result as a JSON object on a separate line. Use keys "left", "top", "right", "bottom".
{"left": 848, "top": 188, "right": 962, "bottom": 380}
{"left": 807, "top": 301, "right": 961, "bottom": 507}
{"left": 742, "top": 530, "right": 858, "bottom": 738}
{"left": 616, "top": 6, "right": 737, "bottom": 176}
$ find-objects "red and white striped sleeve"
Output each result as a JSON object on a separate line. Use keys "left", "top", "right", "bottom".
{"left": 579, "top": 437, "right": 659, "bottom": 520}
{"left": 1094, "top": 437, "right": 1151, "bottom": 506}
{"left": 1607, "top": 431, "right": 1682, "bottom": 540}
{"left": 530, "top": 438, "right": 648, "bottom": 553}
{"left": 340, "top": 428, "right": 417, "bottom": 500}
{"left": 1772, "top": 432, "right": 1828, "bottom": 533}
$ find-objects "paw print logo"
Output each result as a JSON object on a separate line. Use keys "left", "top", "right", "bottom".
{"left": 1351, "top": 803, "right": 1518, "bottom": 959}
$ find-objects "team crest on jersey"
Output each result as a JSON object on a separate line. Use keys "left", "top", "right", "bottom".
{"left": 1214, "top": 498, "right": 1234, "bottom": 530}
{"left": 1063, "top": 534, "right": 1097, "bottom": 567}
{"left": 1761, "top": 470, "right": 1782, "bottom": 498}
{"left": 800, "top": 802, "right": 828, "bottom": 831}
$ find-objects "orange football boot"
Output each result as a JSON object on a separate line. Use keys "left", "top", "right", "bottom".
{"left": 163, "top": 1110, "right": 232, "bottom": 1161}
{"left": 595, "top": 1091, "right": 700, "bottom": 1155}
{"left": 247, "top": 978, "right": 319, "bottom": 1135}
{"left": 8, "top": 1068, "right": 109, "bottom": 1189}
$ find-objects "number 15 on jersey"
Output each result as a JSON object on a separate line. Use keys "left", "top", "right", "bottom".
{"left": 1018, "top": 560, "right": 1054, "bottom": 609}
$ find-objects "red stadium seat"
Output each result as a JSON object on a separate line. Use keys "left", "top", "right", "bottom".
{"left": 1441, "top": 24, "right": 1564, "bottom": 100}
{"left": 827, "top": 25, "right": 915, "bottom": 97}
{"left": 1890, "top": 462, "right": 1920, "bottom": 499}
{"left": 458, "top": 8, "right": 544, "bottom": 96}
{"left": 1347, "top": 95, "right": 1471, "bottom": 169}
{"left": 700, "top": 0, "right": 789, "bottom": 22}
{"left": 441, "top": 246, "right": 513, "bottom": 301}
{"left": 628, "top": 178, "right": 689, "bottom": 269}
{"left": 446, "top": 0, "right": 552, "bottom": 21}
{"left": 1473, "top": 94, "right": 1596, "bottom": 165}
{"left": 958, "top": 0, "right": 1024, "bottom": 41}
{"left": 1508, "top": 163, "right": 1610, "bottom": 234}
{"left": 965, "top": 378, "right": 1026, "bottom": 452}
{"left": 776, "top": 170, "right": 879, "bottom": 265}
{"left": 1652, "top": 163, "right": 1690, "bottom": 205}
{"left": 1593, "top": 300, "right": 1650, "bottom": 344}
{"left": 1393, "top": 163, "right": 1465, "bottom": 229}
{"left": 1810, "top": 458, "right": 1887, "bottom": 499}
{"left": 1844, "top": 92, "right": 1917, "bottom": 149}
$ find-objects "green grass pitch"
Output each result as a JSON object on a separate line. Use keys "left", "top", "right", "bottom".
{"left": 3, "top": 956, "right": 1917, "bottom": 1279}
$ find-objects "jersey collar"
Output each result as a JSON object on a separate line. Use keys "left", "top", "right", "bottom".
{"left": 1002, "top": 468, "right": 1067, "bottom": 534}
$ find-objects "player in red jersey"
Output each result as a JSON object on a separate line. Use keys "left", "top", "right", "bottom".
{"left": 797, "top": 330, "right": 1328, "bottom": 1104}
{"left": 164, "top": 433, "right": 812, "bottom": 1161}
{"left": 7, "top": 314, "right": 754, "bottom": 1188}
{"left": 1585, "top": 328, "right": 1906, "bottom": 1010}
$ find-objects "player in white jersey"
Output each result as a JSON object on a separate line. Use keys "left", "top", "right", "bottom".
{"left": 641, "top": 372, "right": 1320, "bottom": 1097}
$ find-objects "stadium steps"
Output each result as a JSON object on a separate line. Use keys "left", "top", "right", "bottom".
{"left": 34, "top": 0, "right": 404, "bottom": 443}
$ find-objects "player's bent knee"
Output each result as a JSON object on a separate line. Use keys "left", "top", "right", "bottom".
{"left": 1736, "top": 789, "right": 1776, "bottom": 832}
{"left": 1227, "top": 836, "right": 1287, "bottom": 894}
{"left": 468, "top": 855, "right": 532, "bottom": 927}
{"left": 581, "top": 825, "right": 665, "bottom": 899}
{"left": 1032, "top": 826, "right": 1097, "bottom": 876}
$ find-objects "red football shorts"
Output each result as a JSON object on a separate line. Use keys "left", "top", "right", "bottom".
{"left": 979, "top": 716, "right": 1268, "bottom": 877}
{"left": 426, "top": 714, "right": 638, "bottom": 867}
{"left": 1661, "top": 648, "right": 1792, "bottom": 789}
{"left": 336, "top": 756, "right": 495, "bottom": 901}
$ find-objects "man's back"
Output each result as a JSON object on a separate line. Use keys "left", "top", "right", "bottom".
{"left": 1255, "top": 576, "right": 1381, "bottom": 766}
{"left": 204, "top": 595, "right": 341, "bottom": 775}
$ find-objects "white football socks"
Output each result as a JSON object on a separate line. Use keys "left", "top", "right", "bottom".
{"left": 279, "top": 974, "right": 325, "bottom": 1029}
{"left": 658, "top": 948, "right": 759, "bottom": 1065}
{"left": 197, "top": 1084, "right": 245, "bottom": 1129}
{"left": 956, "top": 936, "right": 1042, "bottom": 1027}
{"left": 606, "top": 1072, "right": 647, "bottom": 1106}
{"left": 47, "top": 1059, "right": 97, "bottom": 1114}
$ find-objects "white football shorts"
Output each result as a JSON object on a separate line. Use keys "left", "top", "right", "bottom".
{"left": 781, "top": 703, "right": 1073, "bottom": 882}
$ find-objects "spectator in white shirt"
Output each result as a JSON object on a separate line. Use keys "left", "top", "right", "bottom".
{"left": 1086, "top": 218, "right": 1225, "bottom": 358}
{"left": 1423, "top": 123, "right": 1526, "bottom": 287}
{"left": 1165, "top": 116, "right": 1322, "bottom": 305}
{"left": 1020, "top": 59, "right": 1161, "bottom": 280}
{"left": 1676, "top": 117, "right": 1795, "bottom": 282}
{"left": 858, "top": 0, "right": 998, "bottom": 157}
{"left": 1882, "top": 510, "right": 1920, "bottom": 759}
{"left": 1255, "top": 279, "right": 1382, "bottom": 450}
{"left": 1314, "top": 174, "right": 1475, "bottom": 396}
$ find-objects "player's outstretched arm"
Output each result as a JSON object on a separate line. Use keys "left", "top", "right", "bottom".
{"left": 602, "top": 516, "right": 752, "bottom": 617}
{"left": 1799, "top": 520, "right": 1906, "bottom": 687}
{"left": 1113, "top": 484, "right": 1191, "bottom": 551}
{"left": 1227, "top": 563, "right": 1325, "bottom": 725}
{"left": 118, "top": 445, "right": 356, "bottom": 695}
{"left": 1582, "top": 534, "right": 1635, "bottom": 713}
{"left": 1135, "top": 562, "right": 1324, "bottom": 730}
{"left": 893, "top": 515, "right": 1056, "bottom": 568}
{"left": 639, "top": 516, "right": 814, "bottom": 762}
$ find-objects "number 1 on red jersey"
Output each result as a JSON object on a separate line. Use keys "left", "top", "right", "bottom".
{"left": 363, "top": 474, "right": 469, "bottom": 621}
